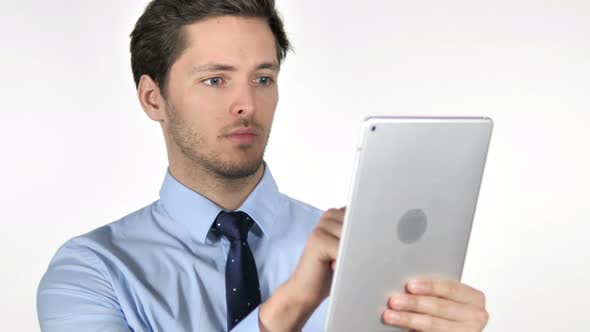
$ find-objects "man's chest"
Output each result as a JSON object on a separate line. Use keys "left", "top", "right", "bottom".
{"left": 110, "top": 241, "right": 299, "bottom": 331}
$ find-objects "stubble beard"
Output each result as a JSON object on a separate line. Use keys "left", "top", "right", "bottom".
{"left": 165, "top": 104, "right": 267, "bottom": 180}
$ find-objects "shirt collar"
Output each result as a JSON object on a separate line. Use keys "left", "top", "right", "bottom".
{"left": 158, "top": 162, "right": 281, "bottom": 244}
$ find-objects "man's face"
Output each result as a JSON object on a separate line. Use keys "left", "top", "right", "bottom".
{"left": 163, "top": 16, "right": 279, "bottom": 179}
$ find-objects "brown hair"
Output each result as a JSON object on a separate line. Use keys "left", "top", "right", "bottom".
{"left": 130, "top": 0, "right": 291, "bottom": 95}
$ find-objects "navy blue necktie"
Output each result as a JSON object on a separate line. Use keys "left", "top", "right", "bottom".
{"left": 213, "top": 211, "right": 262, "bottom": 331}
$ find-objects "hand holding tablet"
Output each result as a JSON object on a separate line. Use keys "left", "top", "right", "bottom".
{"left": 383, "top": 277, "right": 489, "bottom": 331}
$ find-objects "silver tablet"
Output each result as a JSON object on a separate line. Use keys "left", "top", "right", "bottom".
{"left": 324, "top": 116, "right": 493, "bottom": 332}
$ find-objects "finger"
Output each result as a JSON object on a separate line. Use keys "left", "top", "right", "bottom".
{"left": 309, "top": 228, "right": 340, "bottom": 263}
{"left": 406, "top": 279, "right": 486, "bottom": 308}
{"left": 388, "top": 293, "right": 489, "bottom": 323}
{"left": 322, "top": 208, "right": 346, "bottom": 223}
{"left": 317, "top": 217, "right": 343, "bottom": 239}
{"left": 382, "top": 309, "right": 460, "bottom": 332}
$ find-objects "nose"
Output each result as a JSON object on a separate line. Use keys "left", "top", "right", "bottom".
{"left": 230, "top": 83, "right": 256, "bottom": 117}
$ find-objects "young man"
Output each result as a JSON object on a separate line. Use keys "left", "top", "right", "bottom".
{"left": 37, "top": 1, "right": 489, "bottom": 331}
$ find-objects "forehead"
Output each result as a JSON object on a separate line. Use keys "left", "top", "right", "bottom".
{"left": 178, "top": 15, "right": 278, "bottom": 67}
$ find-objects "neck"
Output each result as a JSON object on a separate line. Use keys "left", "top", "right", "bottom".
{"left": 168, "top": 158, "right": 265, "bottom": 212}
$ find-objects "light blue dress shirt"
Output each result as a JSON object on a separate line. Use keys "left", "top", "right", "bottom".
{"left": 37, "top": 164, "right": 329, "bottom": 331}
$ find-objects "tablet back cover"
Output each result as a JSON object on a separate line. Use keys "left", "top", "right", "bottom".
{"left": 324, "top": 117, "right": 492, "bottom": 332}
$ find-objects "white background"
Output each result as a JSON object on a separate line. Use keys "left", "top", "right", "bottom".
{"left": 1, "top": 0, "right": 588, "bottom": 331}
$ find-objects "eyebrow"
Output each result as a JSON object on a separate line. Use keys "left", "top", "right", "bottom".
{"left": 189, "top": 62, "right": 280, "bottom": 76}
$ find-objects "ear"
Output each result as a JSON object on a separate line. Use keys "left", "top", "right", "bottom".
{"left": 137, "top": 74, "right": 166, "bottom": 122}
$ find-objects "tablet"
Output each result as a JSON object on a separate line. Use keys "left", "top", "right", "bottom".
{"left": 324, "top": 116, "right": 493, "bottom": 332}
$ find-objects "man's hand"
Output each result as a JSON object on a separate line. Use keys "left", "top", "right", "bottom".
{"left": 259, "top": 207, "right": 345, "bottom": 331}
{"left": 382, "top": 278, "right": 489, "bottom": 331}
{"left": 286, "top": 207, "right": 345, "bottom": 305}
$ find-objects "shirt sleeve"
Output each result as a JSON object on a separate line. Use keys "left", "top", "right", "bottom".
{"left": 231, "top": 305, "right": 261, "bottom": 331}
{"left": 37, "top": 243, "right": 132, "bottom": 332}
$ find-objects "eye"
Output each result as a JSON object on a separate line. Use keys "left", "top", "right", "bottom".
{"left": 203, "top": 77, "right": 224, "bottom": 86}
{"left": 254, "top": 76, "right": 274, "bottom": 86}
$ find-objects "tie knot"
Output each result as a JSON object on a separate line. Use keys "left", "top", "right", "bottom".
{"left": 214, "top": 211, "right": 254, "bottom": 242}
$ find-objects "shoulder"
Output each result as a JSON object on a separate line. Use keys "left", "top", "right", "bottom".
{"left": 40, "top": 201, "right": 159, "bottom": 280}
{"left": 68, "top": 201, "right": 159, "bottom": 248}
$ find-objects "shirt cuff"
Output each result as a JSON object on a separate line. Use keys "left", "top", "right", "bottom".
{"left": 231, "top": 305, "right": 261, "bottom": 331}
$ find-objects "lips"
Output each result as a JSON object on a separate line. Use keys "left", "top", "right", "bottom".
{"left": 225, "top": 128, "right": 260, "bottom": 145}
{"left": 227, "top": 128, "right": 259, "bottom": 136}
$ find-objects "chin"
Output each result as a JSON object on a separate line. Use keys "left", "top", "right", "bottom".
{"left": 217, "top": 161, "right": 263, "bottom": 179}
{"left": 206, "top": 152, "right": 265, "bottom": 180}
